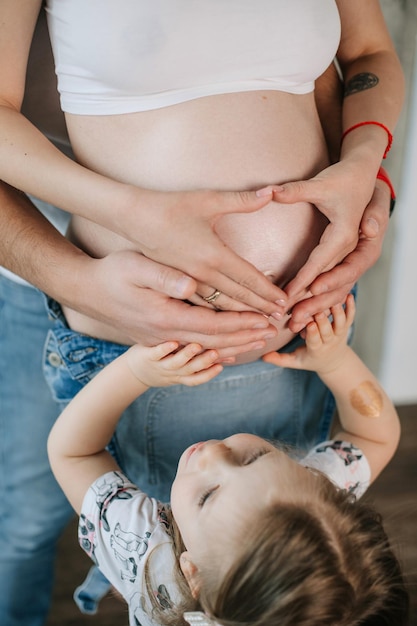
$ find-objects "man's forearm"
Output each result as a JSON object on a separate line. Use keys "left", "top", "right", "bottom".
{"left": 0, "top": 182, "right": 88, "bottom": 303}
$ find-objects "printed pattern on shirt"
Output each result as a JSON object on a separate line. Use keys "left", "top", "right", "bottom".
{"left": 300, "top": 440, "right": 371, "bottom": 498}
{"left": 79, "top": 471, "right": 179, "bottom": 626}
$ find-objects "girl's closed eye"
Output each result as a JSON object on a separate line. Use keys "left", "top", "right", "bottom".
{"left": 197, "top": 449, "right": 269, "bottom": 507}
{"left": 243, "top": 448, "right": 269, "bottom": 465}
{"left": 198, "top": 485, "right": 219, "bottom": 507}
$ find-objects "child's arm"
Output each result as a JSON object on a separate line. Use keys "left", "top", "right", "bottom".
{"left": 263, "top": 294, "right": 400, "bottom": 482}
{"left": 47, "top": 342, "right": 222, "bottom": 514}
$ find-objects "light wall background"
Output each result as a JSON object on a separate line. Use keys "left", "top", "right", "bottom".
{"left": 353, "top": 0, "right": 417, "bottom": 404}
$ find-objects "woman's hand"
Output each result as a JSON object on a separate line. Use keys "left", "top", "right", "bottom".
{"left": 120, "top": 186, "right": 287, "bottom": 317}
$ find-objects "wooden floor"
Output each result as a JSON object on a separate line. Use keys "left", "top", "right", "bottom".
{"left": 46, "top": 404, "right": 417, "bottom": 625}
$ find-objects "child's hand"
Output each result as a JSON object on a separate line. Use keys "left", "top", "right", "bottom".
{"left": 125, "top": 342, "right": 223, "bottom": 388}
{"left": 263, "top": 294, "right": 355, "bottom": 375}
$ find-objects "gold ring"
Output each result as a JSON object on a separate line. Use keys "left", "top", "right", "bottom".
{"left": 202, "top": 289, "right": 222, "bottom": 304}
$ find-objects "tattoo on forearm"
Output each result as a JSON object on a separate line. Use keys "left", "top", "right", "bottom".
{"left": 344, "top": 72, "right": 379, "bottom": 97}
{"left": 349, "top": 381, "right": 383, "bottom": 418}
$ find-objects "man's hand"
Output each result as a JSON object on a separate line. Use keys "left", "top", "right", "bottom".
{"left": 273, "top": 173, "right": 391, "bottom": 332}
{"left": 78, "top": 250, "right": 277, "bottom": 359}
{"left": 272, "top": 159, "right": 377, "bottom": 301}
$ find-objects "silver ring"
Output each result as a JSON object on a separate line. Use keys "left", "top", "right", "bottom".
{"left": 202, "top": 289, "right": 222, "bottom": 304}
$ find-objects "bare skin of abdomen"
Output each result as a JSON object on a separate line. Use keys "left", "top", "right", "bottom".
{"left": 63, "top": 90, "right": 329, "bottom": 362}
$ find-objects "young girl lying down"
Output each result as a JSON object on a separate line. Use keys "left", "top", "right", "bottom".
{"left": 47, "top": 295, "right": 408, "bottom": 626}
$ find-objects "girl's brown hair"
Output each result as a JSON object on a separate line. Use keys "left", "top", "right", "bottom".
{"left": 203, "top": 474, "right": 409, "bottom": 625}
{"left": 151, "top": 473, "right": 408, "bottom": 626}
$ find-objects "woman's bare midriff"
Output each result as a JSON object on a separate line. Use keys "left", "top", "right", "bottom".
{"left": 63, "top": 90, "right": 329, "bottom": 362}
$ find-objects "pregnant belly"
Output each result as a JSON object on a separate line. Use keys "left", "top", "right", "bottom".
{"left": 217, "top": 199, "right": 327, "bottom": 364}
{"left": 63, "top": 90, "right": 329, "bottom": 358}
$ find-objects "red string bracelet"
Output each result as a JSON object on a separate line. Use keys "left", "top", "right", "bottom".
{"left": 341, "top": 121, "right": 393, "bottom": 159}
{"left": 377, "top": 166, "right": 396, "bottom": 216}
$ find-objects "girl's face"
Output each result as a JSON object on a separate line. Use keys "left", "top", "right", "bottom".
{"left": 170, "top": 434, "right": 302, "bottom": 568}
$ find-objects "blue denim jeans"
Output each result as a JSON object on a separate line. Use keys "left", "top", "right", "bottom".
{"left": 0, "top": 277, "right": 74, "bottom": 626}
{"left": 43, "top": 297, "right": 335, "bottom": 503}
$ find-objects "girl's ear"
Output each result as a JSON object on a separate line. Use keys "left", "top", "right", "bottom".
{"left": 180, "top": 551, "right": 201, "bottom": 599}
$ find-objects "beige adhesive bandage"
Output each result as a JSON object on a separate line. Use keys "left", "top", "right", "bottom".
{"left": 349, "top": 381, "right": 383, "bottom": 418}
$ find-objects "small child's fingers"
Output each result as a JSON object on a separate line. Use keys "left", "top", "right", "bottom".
{"left": 262, "top": 351, "right": 286, "bottom": 367}
{"left": 304, "top": 320, "right": 324, "bottom": 348}
{"left": 160, "top": 343, "right": 203, "bottom": 368}
{"left": 263, "top": 349, "right": 303, "bottom": 369}
{"left": 180, "top": 364, "right": 223, "bottom": 386}
{"left": 330, "top": 295, "right": 356, "bottom": 335}
{"left": 345, "top": 293, "right": 356, "bottom": 326}
{"left": 311, "top": 312, "right": 333, "bottom": 340}
{"left": 147, "top": 341, "right": 180, "bottom": 361}
{"left": 182, "top": 349, "right": 220, "bottom": 374}
{"left": 329, "top": 302, "right": 347, "bottom": 334}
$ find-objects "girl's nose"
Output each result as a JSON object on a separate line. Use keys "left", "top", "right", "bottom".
{"left": 198, "top": 441, "right": 232, "bottom": 468}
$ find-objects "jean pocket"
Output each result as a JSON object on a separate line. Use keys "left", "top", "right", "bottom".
{"left": 42, "top": 327, "right": 126, "bottom": 404}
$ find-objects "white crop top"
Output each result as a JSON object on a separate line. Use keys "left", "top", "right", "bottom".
{"left": 45, "top": 0, "right": 341, "bottom": 115}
